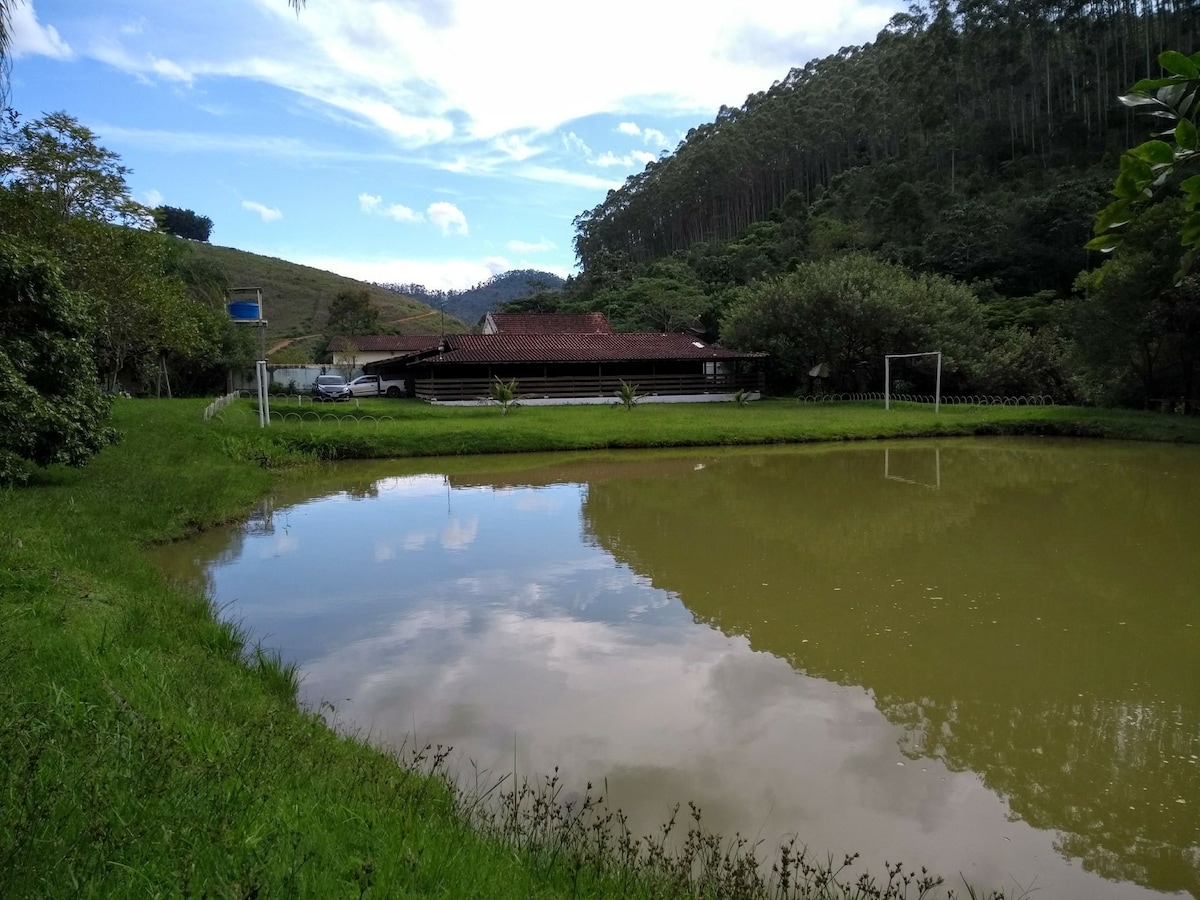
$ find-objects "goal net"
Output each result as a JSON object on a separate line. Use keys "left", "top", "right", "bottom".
{"left": 884, "top": 351, "right": 941, "bottom": 412}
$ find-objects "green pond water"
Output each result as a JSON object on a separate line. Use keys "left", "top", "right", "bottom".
{"left": 150, "top": 438, "right": 1200, "bottom": 899}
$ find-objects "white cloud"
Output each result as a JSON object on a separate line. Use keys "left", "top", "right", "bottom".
{"left": 10, "top": 3, "right": 73, "bottom": 60}
{"left": 359, "top": 193, "right": 424, "bottom": 223}
{"left": 616, "top": 122, "right": 669, "bottom": 147}
{"left": 641, "top": 127, "right": 668, "bottom": 146}
{"left": 76, "top": 1, "right": 894, "bottom": 144}
{"left": 298, "top": 254, "right": 559, "bottom": 293}
{"left": 427, "top": 201, "right": 468, "bottom": 237}
{"left": 441, "top": 517, "right": 478, "bottom": 551}
{"left": 493, "top": 134, "right": 541, "bottom": 162}
{"left": 242, "top": 200, "right": 282, "bottom": 223}
{"left": 594, "top": 150, "right": 656, "bottom": 170}
{"left": 360, "top": 194, "right": 466, "bottom": 232}
{"left": 507, "top": 238, "right": 555, "bottom": 254}
{"left": 562, "top": 131, "right": 590, "bottom": 157}
{"left": 142, "top": 189, "right": 165, "bottom": 207}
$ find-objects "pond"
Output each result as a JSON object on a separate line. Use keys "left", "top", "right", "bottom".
{"left": 150, "top": 438, "right": 1200, "bottom": 899}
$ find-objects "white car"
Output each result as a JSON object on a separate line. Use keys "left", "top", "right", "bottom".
{"left": 348, "top": 375, "right": 406, "bottom": 397}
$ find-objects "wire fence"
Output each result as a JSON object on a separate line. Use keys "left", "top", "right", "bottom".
{"left": 202, "top": 392, "right": 240, "bottom": 421}
{"left": 799, "top": 392, "right": 1056, "bottom": 406}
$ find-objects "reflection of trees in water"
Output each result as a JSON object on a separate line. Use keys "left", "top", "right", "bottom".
{"left": 578, "top": 442, "right": 1200, "bottom": 896}
{"left": 885, "top": 693, "right": 1199, "bottom": 896}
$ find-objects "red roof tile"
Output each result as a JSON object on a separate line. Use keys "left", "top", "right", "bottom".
{"left": 329, "top": 335, "right": 442, "bottom": 353}
{"left": 487, "top": 313, "right": 612, "bottom": 334}
{"left": 423, "top": 333, "right": 763, "bottom": 364}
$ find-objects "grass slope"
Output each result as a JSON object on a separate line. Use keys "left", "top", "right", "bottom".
{"left": 4, "top": 398, "right": 1195, "bottom": 897}
{"left": 183, "top": 241, "right": 469, "bottom": 339}
{"left": 214, "top": 396, "right": 1200, "bottom": 465}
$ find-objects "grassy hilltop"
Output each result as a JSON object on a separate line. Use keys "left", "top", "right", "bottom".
{"left": 185, "top": 241, "right": 468, "bottom": 340}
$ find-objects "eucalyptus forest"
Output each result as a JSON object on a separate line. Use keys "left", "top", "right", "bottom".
{"left": 524, "top": 0, "right": 1200, "bottom": 406}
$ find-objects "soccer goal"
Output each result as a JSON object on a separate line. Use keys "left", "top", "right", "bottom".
{"left": 884, "top": 351, "right": 941, "bottom": 413}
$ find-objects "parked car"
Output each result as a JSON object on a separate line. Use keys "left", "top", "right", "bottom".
{"left": 348, "top": 375, "right": 382, "bottom": 397}
{"left": 348, "top": 374, "right": 406, "bottom": 398}
{"left": 311, "top": 374, "right": 351, "bottom": 402}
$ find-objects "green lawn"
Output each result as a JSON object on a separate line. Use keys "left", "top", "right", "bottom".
{"left": 4, "top": 397, "right": 1189, "bottom": 897}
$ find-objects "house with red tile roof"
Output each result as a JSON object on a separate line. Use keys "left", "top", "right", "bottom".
{"left": 482, "top": 312, "right": 612, "bottom": 335}
{"left": 364, "top": 327, "right": 763, "bottom": 404}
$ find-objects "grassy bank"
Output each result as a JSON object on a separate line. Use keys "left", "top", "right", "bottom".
{"left": 216, "top": 395, "right": 1200, "bottom": 466}
{"left": 5, "top": 397, "right": 1189, "bottom": 897}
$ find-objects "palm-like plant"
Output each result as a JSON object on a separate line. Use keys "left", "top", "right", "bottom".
{"left": 614, "top": 380, "right": 641, "bottom": 410}
{"left": 489, "top": 376, "right": 521, "bottom": 415}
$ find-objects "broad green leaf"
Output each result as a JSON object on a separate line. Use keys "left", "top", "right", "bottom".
{"left": 1112, "top": 169, "right": 1145, "bottom": 201}
{"left": 1160, "top": 83, "right": 1190, "bottom": 112}
{"left": 1085, "top": 234, "right": 1123, "bottom": 252}
{"left": 1159, "top": 51, "right": 1200, "bottom": 79}
{"left": 1178, "top": 118, "right": 1199, "bottom": 151}
{"left": 1180, "top": 215, "right": 1200, "bottom": 246}
{"left": 1128, "top": 140, "right": 1176, "bottom": 165}
{"left": 1120, "top": 90, "right": 1168, "bottom": 106}
{"left": 1128, "top": 79, "right": 1182, "bottom": 95}
{"left": 1181, "top": 174, "right": 1200, "bottom": 192}
{"left": 1093, "top": 200, "right": 1133, "bottom": 233}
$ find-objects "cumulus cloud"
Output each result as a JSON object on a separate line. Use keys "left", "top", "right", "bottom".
{"left": 10, "top": 3, "right": 73, "bottom": 59}
{"left": 359, "top": 194, "right": 465, "bottom": 234}
{"left": 507, "top": 238, "right": 555, "bottom": 254}
{"left": 594, "top": 150, "right": 656, "bottom": 169}
{"left": 427, "top": 201, "right": 468, "bottom": 237}
{"left": 358, "top": 192, "right": 424, "bottom": 223}
{"left": 242, "top": 200, "right": 282, "bottom": 223}
{"left": 142, "top": 188, "right": 164, "bottom": 207}
{"left": 617, "top": 122, "right": 669, "bottom": 146}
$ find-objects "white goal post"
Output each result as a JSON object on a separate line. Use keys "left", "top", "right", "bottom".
{"left": 884, "top": 351, "right": 941, "bottom": 413}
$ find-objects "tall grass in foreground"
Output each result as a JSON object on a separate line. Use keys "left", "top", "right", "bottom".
{"left": 5, "top": 396, "right": 1183, "bottom": 895}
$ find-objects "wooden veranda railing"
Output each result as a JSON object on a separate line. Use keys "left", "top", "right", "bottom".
{"left": 414, "top": 372, "right": 761, "bottom": 402}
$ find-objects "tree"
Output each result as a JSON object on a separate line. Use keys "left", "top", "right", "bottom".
{"left": 721, "top": 253, "right": 989, "bottom": 394}
{"left": 153, "top": 205, "right": 213, "bottom": 242}
{"left": 1089, "top": 50, "right": 1200, "bottom": 283}
{"left": 0, "top": 237, "right": 117, "bottom": 484}
{"left": 326, "top": 288, "right": 380, "bottom": 335}
{"left": 0, "top": 110, "right": 220, "bottom": 395}
{"left": 1076, "top": 201, "right": 1200, "bottom": 405}
{"left": 0, "top": 111, "right": 150, "bottom": 226}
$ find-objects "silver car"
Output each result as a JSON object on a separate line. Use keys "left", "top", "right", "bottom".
{"left": 311, "top": 374, "right": 351, "bottom": 402}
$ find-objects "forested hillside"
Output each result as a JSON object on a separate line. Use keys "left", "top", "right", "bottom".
{"left": 547, "top": 0, "right": 1200, "bottom": 408}
{"left": 380, "top": 269, "right": 566, "bottom": 327}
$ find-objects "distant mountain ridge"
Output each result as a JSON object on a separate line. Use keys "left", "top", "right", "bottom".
{"left": 378, "top": 269, "right": 566, "bottom": 328}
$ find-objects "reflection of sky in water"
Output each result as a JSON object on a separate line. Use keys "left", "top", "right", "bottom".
{"left": 202, "top": 469, "right": 1186, "bottom": 900}
{"left": 210, "top": 479, "right": 687, "bottom": 665}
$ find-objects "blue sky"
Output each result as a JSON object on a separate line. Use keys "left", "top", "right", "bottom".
{"left": 10, "top": 0, "right": 897, "bottom": 291}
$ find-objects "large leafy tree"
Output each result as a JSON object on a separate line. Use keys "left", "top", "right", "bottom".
{"left": 0, "top": 111, "right": 150, "bottom": 226}
{"left": 721, "top": 253, "right": 989, "bottom": 394}
{"left": 153, "top": 205, "right": 213, "bottom": 242}
{"left": 0, "top": 112, "right": 214, "bottom": 393}
{"left": 326, "top": 288, "right": 380, "bottom": 335}
{"left": 0, "top": 237, "right": 116, "bottom": 484}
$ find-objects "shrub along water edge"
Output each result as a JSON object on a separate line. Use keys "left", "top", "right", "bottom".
{"left": 6, "top": 397, "right": 1191, "bottom": 896}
